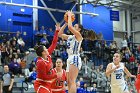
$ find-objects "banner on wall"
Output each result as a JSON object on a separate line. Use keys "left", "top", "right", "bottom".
{"left": 110, "top": 10, "right": 119, "bottom": 21}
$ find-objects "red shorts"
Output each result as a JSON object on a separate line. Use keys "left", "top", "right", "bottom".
{"left": 34, "top": 80, "right": 52, "bottom": 93}
{"left": 52, "top": 90, "right": 66, "bottom": 93}
{"left": 135, "top": 75, "right": 140, "bottom": 93}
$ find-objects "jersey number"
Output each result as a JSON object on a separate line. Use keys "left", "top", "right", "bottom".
{"left": 116, "top": 73, "right": 122, "bottom": 79}
{"left": 67, "top": 42, "right": 70, "bottom": 49}
{"left": 56, "top": 79, "right": 63, "bottom": 87}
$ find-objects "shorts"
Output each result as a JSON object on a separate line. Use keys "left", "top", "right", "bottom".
{"left": 52, "top": 90, "right": 66, "bottom": 93}
{"left": 66, "top": 55, "right": 82, "bottom": 72}
{"left": 135, "top": 78, "right": 140, "bottom": 92}
{"left": 34, "top": 80, "right": 52, "bottom": 93}
{"left": 111, "top": 84, "right": 129, "bottom": 93}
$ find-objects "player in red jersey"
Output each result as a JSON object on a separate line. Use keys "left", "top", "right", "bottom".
{"left": 135, "top": 63, "right": 140, "bottom": 93}
{"left": 51, "top": 58, "right": 67, "bottom": 93}
{"left": 34, "top": 24, "right": 62, "bottom": 93}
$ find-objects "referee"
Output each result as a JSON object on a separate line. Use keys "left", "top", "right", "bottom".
{"left": 1, "top": 65, "right": 14, "bottom": 93}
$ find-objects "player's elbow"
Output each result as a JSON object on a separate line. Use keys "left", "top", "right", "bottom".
{"left": 58, "top": 33, "right": 62, "bottom": 37}
{"left": 105, "top": 72, "right": 110, "bottom": 77}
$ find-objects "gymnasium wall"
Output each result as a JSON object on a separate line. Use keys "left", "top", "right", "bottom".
{"left": 0, "top": 0, "right": 33, "bottom": 46}
{"left": 82, "top": 4, "right": 113, "bottom": 40}
{"left": 113, "top": 10, "right": 126, "bottom": 32}
{"left": 133, "top": 21, "right": 140, "bottom": 43}
{"left": 38, "top": 0, "right": 78, "bottom": 30}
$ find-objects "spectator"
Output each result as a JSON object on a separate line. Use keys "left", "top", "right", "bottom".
{"left": 17, "top": 37, "right": 25, "bottom": 46}
{"left": 79, "top": 77, "right": 85, "bottom": 88}
{"left": 40, "top": 34, "right": 49, "bottom": 47}
{"left": 14, "top": 53, "right": 21, "bottom": 64}
{"left": 47, "top": 28, "right": 54, "bottom": 43}
{"left": 15, "top": 31, "right": 21, "bottom": 41}
{"left": 83, "top": 56, "right": 88, "bottom": 74}
{"left": 96, "top": 69, "right": 103, "bottom": 87}
{"left": 79, "top": 47, "right": 85, "bottom": 60}
{"left": 90, "top": 83, "right": 97, "bottom": 93}
{"left": 83, "top": 83, "right": 90, "bottom": 93}
{"left": 77, "top": 81, "right": 84, "bottom": 93}
{"left": 121, "top": 37, "right": 128, "bottom": 48}
{"left": 53, "top": 46, "right": 61, "bottom": 58}
{"left": 8, "top": 58, "right": 22, "bottom": 75}
{"left": 29, "top": 67, "right": 37, "bottom": 81}
{"left": 40, "top": 26, "right": 46, "bottom": 35}
{"left": 16, "top": 49, "right": 24, "bottom": 59}
{"left": 29, "top": 60, "right": 36, "bottom": 72}
{"left": 91, "top": 67, "right": 97, "bottom": 85}
{"left": 19, "top": 58, "right": 26, "bottom": 69}
{"left": 34, "top": 26, "right": 41, "bottom": 45}
{"left": 1, "top": 65, "right": 14, "bottom": 93}
{"left": 19, "top": 42, "right": 27, "bottom": 54}
{"left": 11, "top": 39, "right": 18, "bottom": 53}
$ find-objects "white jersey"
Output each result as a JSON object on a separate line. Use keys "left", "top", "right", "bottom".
{"left": 111, "top": 62, "right": 125, "bottom": 86}
{"left": 66, "top": 35, "right": 82, "bottom": 56}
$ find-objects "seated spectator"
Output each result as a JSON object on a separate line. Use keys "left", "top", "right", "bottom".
{"left": 8, "top": 58, "right": 22, "bottom": 76}
{"left": 100, "top": 71, "right": 107, "bottom": 88}
{"left": 17, "top": 49, "right": 24, "bottom": 59}
{"left": 96, "top": 69, "right": 103, "bottom": 87}
{"left": 11, "top": 39, "right": 19, "bottom": 53}
{"left": 40, "top": 34, "right": 49, "bottom": 47}
{"left": 19, "top": 42, "right": 27, "bottom": 54}
{"left": 29, "top": 60, "right": 36, "bottom": 72}
{"left": 34, "top": 26, "right": 41, "bottom": 45}
{"left": 80, "top": 47, "right": 85, "bottom": 60}
{"left": 28, "top": 67, "right": 37, "bottom": 82}
{"left": 83, "top": 83, "right": 90, "bottom": 93}
{"left": 19, "top": 58, "right": 26, "bottom": 69}
{"left": 90, "top": 83, "right": 97, "bottom": 93}
{"left": 77, "top": 81, "right": 84, "bottom": 93}
{"left": 79, "top": 77, "right": 85, "bottom": 88}
{"left": 53, "top": 46, "right": 61, "bottom": 58}
{"left": 27, "top": 67, "right": 37, "bottom": 88}
{"left": 34, "top": 27, "right": 40, "bottom": 36}
{"left": 91, "top": 68, "right": 97, "bottom": 85}
{"left": 14, "top": 53, "right": 21, "bottom": 64}
{"left": 40, "top": 26, "right": 46, "bottom": 35}
{"left": 129, "top": 54, "right": 135, "bottom": 63}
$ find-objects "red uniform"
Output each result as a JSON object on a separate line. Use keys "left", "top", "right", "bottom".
{"left": 135, "top": 64, "right": 140, "bottom": 93}
{"left": 34, "top": 30, "right": 59, "bottom": 93}
{"left": 51, "top": 68, "right": 67, "bottom": 93}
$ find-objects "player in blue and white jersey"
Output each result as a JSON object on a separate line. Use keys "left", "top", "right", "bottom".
{"left": 58, "top": 11, "right": 83, "bottom": 93}
{"left": 106, "top": 52, "right": 136, "bottom": 93}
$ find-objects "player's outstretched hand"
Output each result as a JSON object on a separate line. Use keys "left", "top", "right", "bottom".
{"left": 55, "top": 23, "right": 61, "bottom": 31}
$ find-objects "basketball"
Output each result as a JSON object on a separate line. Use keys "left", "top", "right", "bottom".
{"left": 64, "top": 12, "right": 75, "bottom": 23}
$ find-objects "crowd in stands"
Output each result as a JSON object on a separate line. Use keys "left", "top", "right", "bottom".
{"left": 0, "top": 27, "right": 140, "bottom": 92}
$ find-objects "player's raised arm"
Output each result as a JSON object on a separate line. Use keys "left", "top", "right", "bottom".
{"left": 67, "top": 11, "right": 83, "bottom": 41}
{"left": 58, "top": 23, "right": 69, "bottom": 40}
{"left": 124, "top": 66, "right": 136, "bottom": 78}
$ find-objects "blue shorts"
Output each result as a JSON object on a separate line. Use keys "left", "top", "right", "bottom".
{"left": 66, "top": 55, "right": 82, "bottom": 72}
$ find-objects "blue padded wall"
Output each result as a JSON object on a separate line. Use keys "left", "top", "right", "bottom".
{"left": 38, "top": 0, "right": 78, "bottom": 30}
{"left": 82, "top": 4, "right": 113, "bottom": 40}
{"left": 0, "top": 0, "right": 33, "bottom": 46}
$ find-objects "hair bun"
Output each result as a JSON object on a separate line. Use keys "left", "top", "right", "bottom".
{"left": 34, "top": 45, "right": 39, "bottom": 51}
